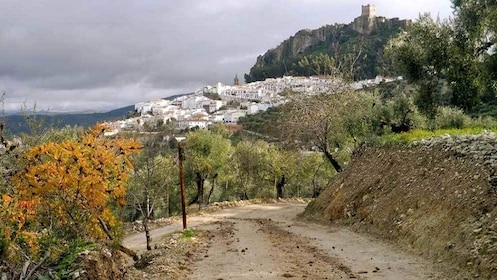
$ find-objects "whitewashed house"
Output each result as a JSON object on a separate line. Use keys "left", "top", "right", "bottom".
{"left": 208, "top": 100, "right": 226, "bottom": 113}
{"left": 181, "top": 96, "right": 211, "bottom": 110}
{"left": 177, "top": 112, "right": 211, "bottom": 130}
{"left": 224, "top": 110, "right": 247, "bottom": 123}
{"left": 209, "top": 112, "right": 225, "bottom": 123}
{"left": 135, "top": 102, "right": 153, "bottom": 115}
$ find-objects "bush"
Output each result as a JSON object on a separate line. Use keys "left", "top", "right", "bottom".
{"left": 431, "top": 106, "right": 471, "bottom": 130}
{"left": 470, "top": 116, "right": 497, "bottom": 128}
{"left": 372, "top": 93, "right": 427, "bottom": 135}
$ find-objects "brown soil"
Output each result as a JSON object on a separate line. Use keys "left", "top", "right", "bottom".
{"left": 123, "top": 229, "right": 209, "bottom": 279}
{"left": 76, "top": 247, "right": 126, "bottom": 280}
{"left": 189, "top": 218, "right": 353, "bottom": 279}
{"left": 304, "top": 143, "right": 497, "bottom": 279}
{"left": 123, "top": 202, "right": 451, "bottom": 279}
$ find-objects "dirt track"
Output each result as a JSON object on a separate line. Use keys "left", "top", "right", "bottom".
{"left": 123, "top": 202, "right": 449, "bottom": 279}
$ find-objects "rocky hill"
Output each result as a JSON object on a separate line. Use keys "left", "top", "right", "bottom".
{"left": 304, "top": 133, "right": 497, "bottom": 279}
{"left": 245, "top": 5, "right": 411, "bottom": 83}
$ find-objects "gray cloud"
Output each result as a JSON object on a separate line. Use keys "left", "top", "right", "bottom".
{"left": 0, "top": 0, "right": 453, "bottom": 113}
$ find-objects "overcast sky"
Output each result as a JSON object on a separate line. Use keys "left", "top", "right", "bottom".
{"left": 0, "top": 1, "right": 453, "bottom": 113}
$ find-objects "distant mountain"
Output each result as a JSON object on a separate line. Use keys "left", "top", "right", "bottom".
{"left": 2, "top": 105, "right": 135, "bottom": 135}
{"left": 2, "top": 93, "right": 192, "bottom": 135}
{"left": 244, "top": 5, "right": 411, "bottom": 82}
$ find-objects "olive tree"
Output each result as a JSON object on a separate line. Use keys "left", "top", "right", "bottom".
{"left": 281, "top": 89, "right": 378, "bottom": 173}
{"left": 184, "top": 130, "right": 231, "bottom": 209}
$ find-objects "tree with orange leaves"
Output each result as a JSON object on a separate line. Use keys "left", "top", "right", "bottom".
{"left": 1, "top": 124, "right": 141, "bottom": 278}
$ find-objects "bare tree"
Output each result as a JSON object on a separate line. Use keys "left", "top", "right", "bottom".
{"left": 281, "top": 88, "right": 377, "bottom": 173}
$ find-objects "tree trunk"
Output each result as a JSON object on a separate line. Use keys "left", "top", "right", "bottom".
{"left": 312, "top": 178, "right": 321, "bottom": 198}
{"left": 118, "top": 245, "right": 138, "bottom": 261}
{"left": 196, "top": 172, "right": 204, "bottom": 210}
{"left": 323, "top": 149, "right": 342, "bottom": 173}
{"left": 143, "top": 217, "right": 152, "bottom": 251}
{"left": 144, "top": 194, "right": 152, "bottom": 250}
{"left": 276, "top": 175, "right": 285, "bottom": 199}
{"left": 164, "top": 184, "right": 170, "bottom": 218}
{"left": 207, "top": 174, "right": 218, "bottom": 205}
{"left": 207, "top": 183, "right": 214, "bottom": 205}
{"left": 97, "top": 215, "right": 138, "bottom": 260}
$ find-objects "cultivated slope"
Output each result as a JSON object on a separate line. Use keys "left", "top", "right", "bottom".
{"left": 304, "top": 133, "right": 497, "bottom": 279}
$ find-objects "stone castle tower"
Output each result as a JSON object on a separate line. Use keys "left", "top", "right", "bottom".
{"left": 361, "top": 4, "right": 376, "bottom": 19}
{"left": 352, "top": 4, "right": 377, "bottom": 34}
{"left": 352, "top": 4, "right": 412, "bottom": 34}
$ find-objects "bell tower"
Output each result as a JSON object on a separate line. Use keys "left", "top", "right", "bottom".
{"left": 233, "top": 74, "right": 239, "bottom": 86}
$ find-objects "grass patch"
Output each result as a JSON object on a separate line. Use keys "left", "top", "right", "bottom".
{"left": 180, "top": 229, "right": 197, "bottom": 241}
{"left": 376, "top": 126, "right": 497, "bottom": 145}
{"left": 160, "top": 228, "right": 200, "bottom": 244}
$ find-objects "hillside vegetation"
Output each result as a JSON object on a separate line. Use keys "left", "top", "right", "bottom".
{"left": 245, "top": 20, "right": 404, "bottom": 82}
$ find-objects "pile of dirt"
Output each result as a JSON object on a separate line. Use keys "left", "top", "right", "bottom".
{"left": 75, "top": 247, "right": 126, "bottom": 280}
{"left": 123, "top": 229, "right": 210, "bottom": 279}
{"left": 304, "top": 133, "right": 497, "bottom": 279}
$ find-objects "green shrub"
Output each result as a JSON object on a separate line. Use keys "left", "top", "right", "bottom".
{"left": 55, "top": 241, "right": 98, "bottom": 277}
{"left": 431, "top": 106, "right": 471, "bottom": 130}
{"left": 470, "top": 116, "right": 497, "bottom": 128}
{"left": 372, "top": 93, "right": 427, "bottom": 135}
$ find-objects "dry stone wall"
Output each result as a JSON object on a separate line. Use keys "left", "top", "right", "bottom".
{"left": 415, "top": 132, "right": 497, "bottom": 192}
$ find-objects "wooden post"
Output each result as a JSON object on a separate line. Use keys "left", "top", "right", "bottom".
{"left": 178, "top": 142, "right": 187, "bottom": 229}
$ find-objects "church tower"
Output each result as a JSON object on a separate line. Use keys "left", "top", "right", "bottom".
{"left": 233, "top": 74, "right": 239, "bottom": 86}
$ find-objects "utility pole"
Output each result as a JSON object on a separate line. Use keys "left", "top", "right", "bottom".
{"left": 178, "top": 141, "right": 187, "bottom": 229}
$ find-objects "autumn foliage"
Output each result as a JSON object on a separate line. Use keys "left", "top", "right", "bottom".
{"left": 1, "top": 124, "right": 141, "bottom": 265}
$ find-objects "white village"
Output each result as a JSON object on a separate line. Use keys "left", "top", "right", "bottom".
{"left": 104, "top": 74, "right": 400, "bottom": 135}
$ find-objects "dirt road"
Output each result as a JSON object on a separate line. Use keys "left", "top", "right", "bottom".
{"left": 123, "top": 202, "right": 449, "bottom": 279}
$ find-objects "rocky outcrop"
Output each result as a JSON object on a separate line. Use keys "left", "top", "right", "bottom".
{"left": 253, "top": 24, "right": 343, "bottom": 68}
{"left": 304, "top": 132, "right": 497, "bottom": 279}
{"left": 246, "top": 13, "right": 411, "bottom": 82}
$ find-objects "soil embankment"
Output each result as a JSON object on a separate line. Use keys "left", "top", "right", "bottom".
{"left": 304, "top": 133, "right": 497, "bottom": 279}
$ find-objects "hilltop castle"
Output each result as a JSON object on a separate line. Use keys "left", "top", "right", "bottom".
{"left": 352, "top": 4, "right": 411, "bottom": 34}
